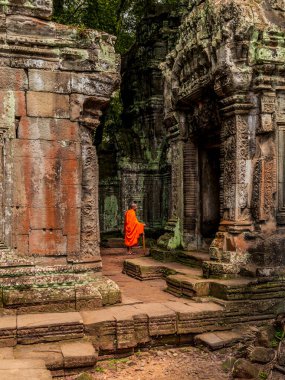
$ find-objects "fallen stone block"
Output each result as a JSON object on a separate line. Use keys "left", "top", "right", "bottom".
{"left": 195, "top": 331, "right": 243, "bottom": 350}
{"left": 232, "top": 358, "right": 260, "bottom": 379}
{"left": 249, "top": 346, "right": 275, "bottom": 364}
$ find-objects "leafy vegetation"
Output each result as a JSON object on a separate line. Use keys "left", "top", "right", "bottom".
{"left": 53, "top": 0, "right": 183, "bottom": 53}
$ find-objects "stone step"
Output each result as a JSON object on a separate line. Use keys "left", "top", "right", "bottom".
{"left": 150, "top": 247, "right": 209, "bottom": 267}
{"left": 194, "top": 330, "right": 244, "bottom": 350}
{"left": 176, "top": 250, "right": 210, "bottom": 268}
{"left": 81, "top": 301, "right": 225, "bottom": 354}
{"left": 166, "top": 273, "right": 285, "bottom": 301}
{"left": 13, "top": 341, "right": 97, "bottom": 377}
{"left": 0, "top": 359, "right": 52, "bottom": 380}
{"left": 17, "top": 312, "right": 84, "bottom": 344}
{"left": 124, "top": 257, "right": 285, "bottom": 303}
{"left": 0, "top": 298, "right": 279, "bottom": 359}
{"left": 123, "top": 257, "right": 202, "bottom": 281}
{"left": 165, "top": 274, "right": 252, "bottom": 299}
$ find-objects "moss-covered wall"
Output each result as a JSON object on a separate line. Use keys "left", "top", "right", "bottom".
{"left": 98, "top": 4, "right": 182, "bottom": 233}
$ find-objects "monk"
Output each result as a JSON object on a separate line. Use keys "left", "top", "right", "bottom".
{"left": 124, "top": 202, "right": 145, "bottom": 254}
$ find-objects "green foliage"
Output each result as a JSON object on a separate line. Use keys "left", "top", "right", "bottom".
{"left": 53, "top": 0, "right": 184, "bottom": 54}
{"left": 94, "top": 90, "right": 123, "bottom": 148}
{"left": 258, "top": 371, "right": 268, "bottom": 380}
{"left": 94, "top": 366, "right": 105, "bottom": 373}
{"left": 271, "top": 326, "right": 285, "bottom": 347}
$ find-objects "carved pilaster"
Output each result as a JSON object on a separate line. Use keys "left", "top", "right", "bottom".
{"left": 219, "top": 95, "right": 254, "bottom": 228}
{"left": 0, "top": 129, "right": 6, "bottom": 244}
{"left": 80, "top": 126, "right": 100, "bottom": 260}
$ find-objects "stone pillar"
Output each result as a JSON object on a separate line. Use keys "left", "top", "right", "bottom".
{"left": 204, "top": 95, "right": 255, "bottom": 276}
{"left": 0, "top": 1, "right": 121, "bottom": 312}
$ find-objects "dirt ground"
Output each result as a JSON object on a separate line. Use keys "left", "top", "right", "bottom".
{"left": 71, "top": 346, "right": 230, "bottom": 380}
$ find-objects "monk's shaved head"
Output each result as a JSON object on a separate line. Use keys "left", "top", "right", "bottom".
{"left": 130, "top": 202, "right": 137, "bottom": 210}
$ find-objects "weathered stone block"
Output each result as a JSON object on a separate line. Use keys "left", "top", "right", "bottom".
{"left": 0, "top": 91, "right": 26, "bottom": 132}
{"left": 0, "top": 359, "right": 52, "bottom": 380}
{"left": 29, "top": 70, "right": 71, "bottom": 93}
{"left": 27, "top": 92, "right": 70, "bottom": 118}
{"left": 67, "top": 234, "right": 81, "bottom": 255}
{"left": 71, "top": 72, "right": 118, "bottom": 97}
{"left": 112, "top": 306, "right": 139, "bottom": 350}
{"left": 81, "top": 310, "right": 117, "bottom": 352}
{"left": 75, "top": 283, "right": 102, "bottom": 310}
{"left": 15, "top": 234, "right": 29, "bottom": 255}
{"left": 29, "top": 230, "right": 67, "bottom": 256}
{"left": 61, "top": 160, "right": 81, "bottom": 185}
{"left": 134, "top": 303, "right": 177, "bottom": 336}
{"left": 63, "top": 208, "right": 80, "bottom": 235}
{"left": 7, "top": 15, "right": 55, "bottom": 39}
{"left": 13, "top": 207, "right": 30, "bottom": 234}
{"left": 12, "top": 140, "right": 80, "bottom": 159}
{"left": 0, "top": 316, "right": 16, "bottom": 348}
{"left": 0, "top": 67, "right": 27, "bottom": 90}
{"left": 1, "top": 0, "right": 53, "bottom": 19}
{"left": 257, "top": 326, "right": 276, "bottom": 348}
{"left": 61, "top": 185, "right": 82, "bottom": 208}
{"left": 232, "top": 358, "right": 260, "bottom": 379}
{"left": 18, "top": 117, "right": 80, "bottom": 142}
{"left": 59, "top": 48, "right": 94, "bottom": 72}
{"left": 29, "top": 208, "right": 64, "bottom": 230}
{"left": 60, "top": 342, "right": 97, "bottom": 369}
{"left": 17, "top": 312, "right": 84, "bottom": 344}
{"left": 133, "top": 314, "right": 150, "bottom": 345}
{"left": 14, "top": 343, "right": 64, "bottom": 371}
{"left": 249, "top": 346, "right": 275, "bottom": 363}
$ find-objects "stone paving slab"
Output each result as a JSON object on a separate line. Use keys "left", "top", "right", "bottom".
{"left": 0, "top": 347, "right": 14, "bottom": 359}
{"left": 17, "top": 312, "right": 83, "bottom": 329}
{"left": 14, "top": 343, "right": 63, "bottom": 370}
{"left": 0, "top": 315, "right": 17, "bottom": 347}
{"left": 194, "top": 331, "right": 243, "bottom": 350}
{"left": 0, "top": 359, "right": 52, "bottom": 380}
{"left": 60, "top": 341, "right": 97, "bottom": 369}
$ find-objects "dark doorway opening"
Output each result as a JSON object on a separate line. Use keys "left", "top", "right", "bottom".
{"left": 199, "top": 143, "right": 221, "bottom": 241}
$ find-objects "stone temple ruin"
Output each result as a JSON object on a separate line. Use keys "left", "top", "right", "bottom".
{"left": 1, "top": 0, "right": 285, "bottom": 378}
{"left": 0, "top": 0, "right": 121, "bottom": 312}
{"left": 122, "top": 0, "right": 285, "bottom": 329}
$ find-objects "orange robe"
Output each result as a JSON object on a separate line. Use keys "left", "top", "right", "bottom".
{"left": 124, "top": 209, "right": 144, "bottom": 247}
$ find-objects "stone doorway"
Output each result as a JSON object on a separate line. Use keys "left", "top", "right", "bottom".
{"left": 199, "top": 142, "right": 221, "bottom": 243}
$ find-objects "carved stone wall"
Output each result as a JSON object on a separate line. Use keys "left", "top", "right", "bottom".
{"left": 163, "top": 0, "right": 285, "bottom": 274}
{"left": 0, "top": 0, "right": 121, "bottom": 311}
{"left": 98, "top": 5, "right": 181, "bottom": 233}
